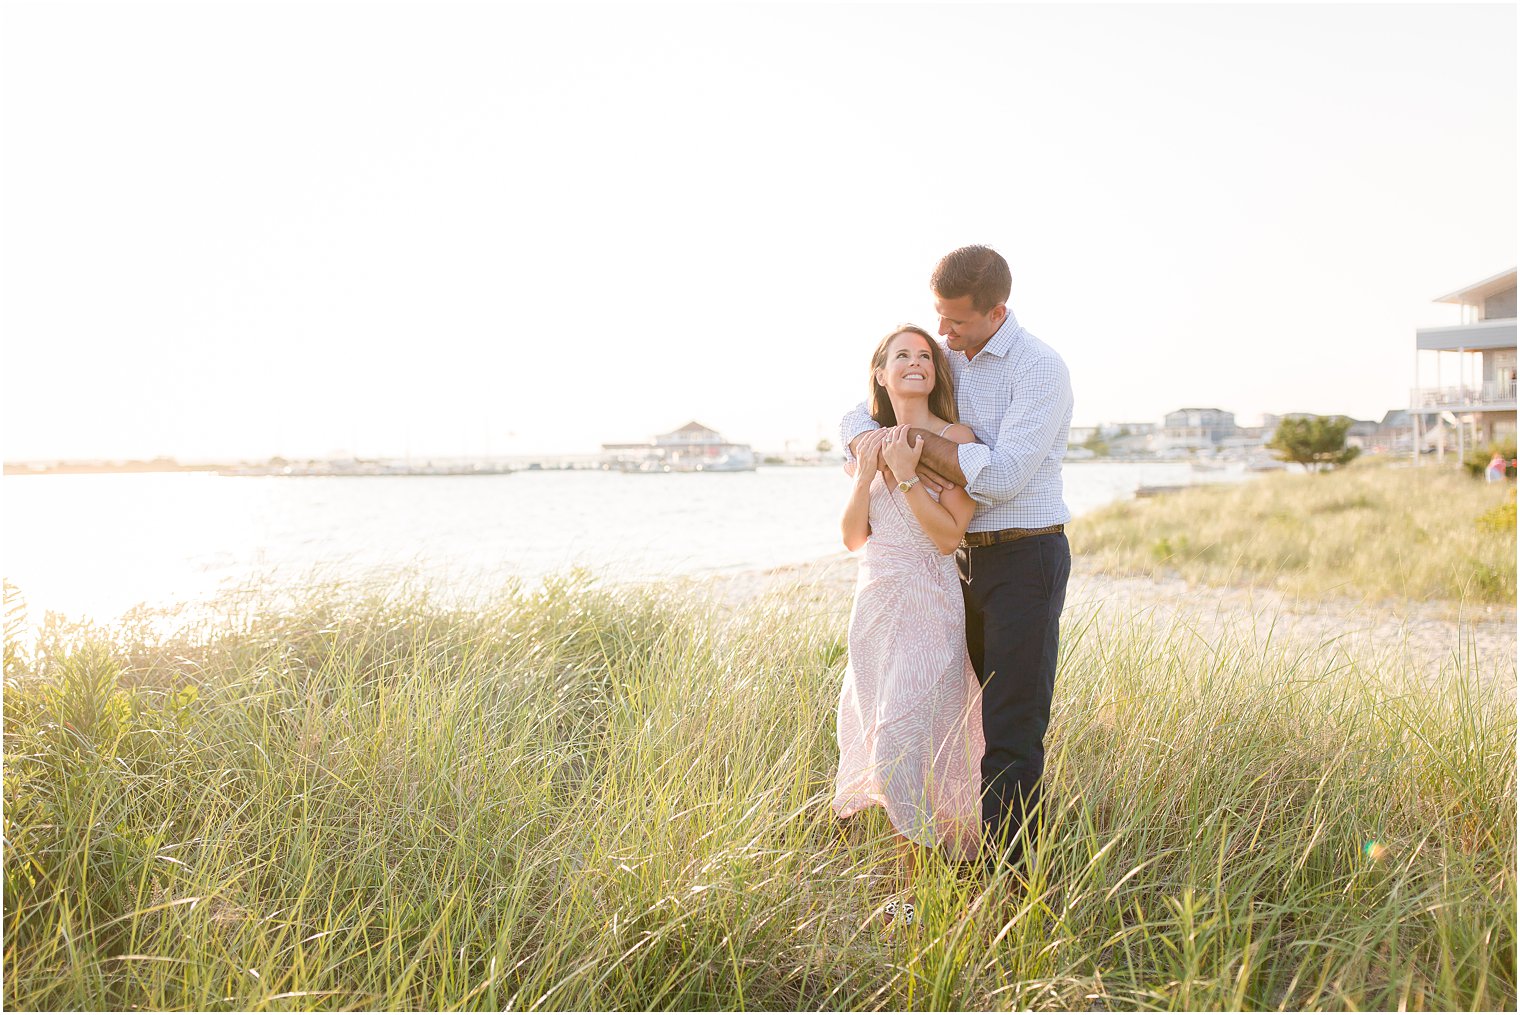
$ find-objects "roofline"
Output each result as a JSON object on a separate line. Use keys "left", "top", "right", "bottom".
{"left": 1433, "top": 268, "right": 1517, "bottom": 306}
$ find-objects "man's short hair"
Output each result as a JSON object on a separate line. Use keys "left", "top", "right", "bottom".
{"left": 931, "top": 245, "right": 1011, "bottom": 313}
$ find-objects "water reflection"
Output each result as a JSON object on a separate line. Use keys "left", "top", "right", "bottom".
{"left": 4, "top": 462, "right": 1245, "bottom": 632}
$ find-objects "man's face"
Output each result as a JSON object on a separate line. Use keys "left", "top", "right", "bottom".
{"left": 934, "top": 293, "right": 1006, "bottom": 357}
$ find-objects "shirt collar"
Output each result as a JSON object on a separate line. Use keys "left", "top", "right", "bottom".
{"left": 975, "top": 308, "right": 1021, "bottom": 359}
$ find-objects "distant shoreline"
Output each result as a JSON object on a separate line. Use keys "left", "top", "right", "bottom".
{"left": 2, "top": 459, "right": 817, "bottom": 477}
{"left": 5, "top": 455, "right": 1280, "bottom": 478}
{"left": 4, "top": 460, "right": 225, "bottom": 476}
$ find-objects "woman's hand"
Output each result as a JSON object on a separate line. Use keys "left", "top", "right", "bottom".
{"left": 854, "top": 431, "right": 882, "bottom": 486}
{"left": 880, "top": 425, "right": 923, "bottom": 479}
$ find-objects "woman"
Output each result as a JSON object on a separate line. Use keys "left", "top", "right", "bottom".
{"left": 832, "top": 324, "right": 985, "bottom": 927}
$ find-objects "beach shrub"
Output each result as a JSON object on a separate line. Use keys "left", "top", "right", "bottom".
{"left": 1464, "top": 437, "right": 1517, "bottom": 479}
{"left": 1478, "top": 489, "right": 1517, "bottom": 533}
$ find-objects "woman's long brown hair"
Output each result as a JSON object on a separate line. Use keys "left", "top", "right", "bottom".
{"left": 868, "top": 325, "right": 958, "bottom": 427}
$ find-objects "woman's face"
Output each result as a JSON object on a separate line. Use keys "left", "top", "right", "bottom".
{"left": 876, "top": 331, "right": 936, "bottom": 397}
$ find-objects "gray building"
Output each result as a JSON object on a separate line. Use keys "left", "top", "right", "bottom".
{"left": 1161, "top": 408, "right": 1237, "bottom": 450}
{"left": 1374, "top": 409, "right": 1439, "bottom": 455}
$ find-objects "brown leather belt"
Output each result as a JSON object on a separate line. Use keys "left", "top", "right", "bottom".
{"left": 959, "top": 523, "right": 1064, "bottom": 549}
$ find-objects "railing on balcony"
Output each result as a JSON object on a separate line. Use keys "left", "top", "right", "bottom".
{"left": 1411, "top": 381, "right": 1518, "bottom": 409}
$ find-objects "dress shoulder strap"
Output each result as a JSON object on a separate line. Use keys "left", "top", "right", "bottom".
{"left": 938, "top": 422, "right": 956, "bottom": 437}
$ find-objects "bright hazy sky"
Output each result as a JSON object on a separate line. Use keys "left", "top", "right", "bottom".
{"left": 2, "top": 2, "right": 1514, "bottom": 462}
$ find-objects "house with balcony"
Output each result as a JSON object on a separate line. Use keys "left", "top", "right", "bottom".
{"left": 1412, "top": 268, "right": 1517, "bottom": 459}
{"left": 1159, "top": 408, "right": 1237, "bottom": 452}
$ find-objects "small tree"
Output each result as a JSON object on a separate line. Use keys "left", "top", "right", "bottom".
{"left": 816, "top": 438, "right": 832, "bottom": 455}
{"left": 1267, "top": 415, "right": 1361, "bottom": 474}
{"left": 1080, "top": 431, "right": 1111, "bottom": 457}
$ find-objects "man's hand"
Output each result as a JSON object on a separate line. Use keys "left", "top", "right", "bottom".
{"left": 916, "top": 462, "right": 953, "bottom": 495}
{"left": 904, "top": 426, "right": 973, "bottom": 493}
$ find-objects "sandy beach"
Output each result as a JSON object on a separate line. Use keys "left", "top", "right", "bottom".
{"left": 706, "top": 552, "right": 1518, "bottom": 692}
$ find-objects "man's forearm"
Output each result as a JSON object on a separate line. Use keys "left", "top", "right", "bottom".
{"left": 906, "top": 428, "right": 970, "bottom": 487}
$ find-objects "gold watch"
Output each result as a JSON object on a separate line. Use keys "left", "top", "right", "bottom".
{"left": 897, "top": 475, "right": 920, "bottom": 494}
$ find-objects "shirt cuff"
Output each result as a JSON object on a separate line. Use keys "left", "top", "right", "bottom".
{"left": 957, "top": 442, "right": 991, "bottom": 490}
{"left": 841, "top": 420, "right": 878, "bottom": 463}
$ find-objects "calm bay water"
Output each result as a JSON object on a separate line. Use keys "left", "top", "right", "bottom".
{"left": 4, "top": 462, "right": 1248, "bottom": 630}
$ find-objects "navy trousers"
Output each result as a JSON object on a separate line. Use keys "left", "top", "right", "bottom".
{"left": 957, "top": 531, "right": 1070, "bottom": 863}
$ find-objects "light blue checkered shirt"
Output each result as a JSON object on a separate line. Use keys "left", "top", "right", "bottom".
{"left": 841, "top": 310, "right": 1072, "bottom": 531}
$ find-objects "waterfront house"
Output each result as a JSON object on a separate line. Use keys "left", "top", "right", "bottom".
{"left": 1104, "top": 422, "right": 1160, "bottom": 457}
{"left": 1102, "top": 422, "right": 1158, "bottom": 439}
{"left": 1373, "top": 409, "right": 1439, "bottom": 455}
{"left": 1160, "top": 408, "right": 1237, "bottom": 452}
{"left": 1412, "top": 268, "right": 1517, "bottom": 460}
{"left": 601, "top": 421, "right": 757, "bottom": 472}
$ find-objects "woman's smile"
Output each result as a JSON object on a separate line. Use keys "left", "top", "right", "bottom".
{"left": 880, "top": 331, "right": 937, "bottom": 395}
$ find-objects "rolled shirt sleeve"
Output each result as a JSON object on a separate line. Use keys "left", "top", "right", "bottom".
{"left": 839, "top": 402, "right": 879, "bottom": 463}
{"left": 957, "top": 355, "right": 1072, "bottom": 507}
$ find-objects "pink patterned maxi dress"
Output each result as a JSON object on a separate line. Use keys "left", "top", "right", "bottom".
{"left": 832, "top": 471, "right": 986, "bottom": 862}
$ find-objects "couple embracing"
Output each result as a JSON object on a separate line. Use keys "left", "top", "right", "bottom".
{"left": 831, "top": 245, "right": 1073, "bottom": 925}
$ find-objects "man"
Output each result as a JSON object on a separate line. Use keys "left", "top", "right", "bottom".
{"left": 841, "top": 244, "right": 1072, "bottom": 870}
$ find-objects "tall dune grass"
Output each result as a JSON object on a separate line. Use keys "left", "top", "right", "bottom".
{"left": 1070, "top": 460, "right": 1517, "bottom": 603}
{"left": 3, "top": 573, "right": 1514, "bottom": 1011}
